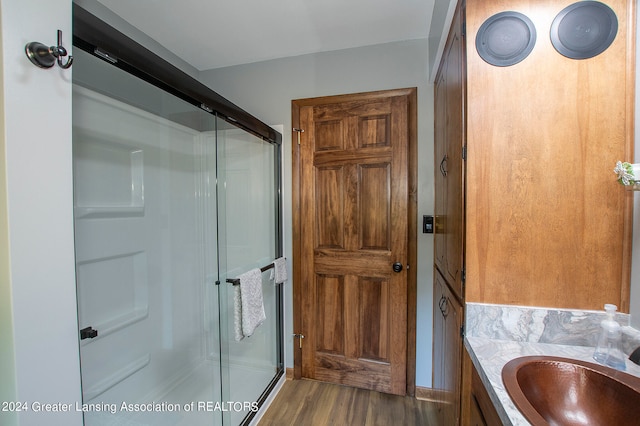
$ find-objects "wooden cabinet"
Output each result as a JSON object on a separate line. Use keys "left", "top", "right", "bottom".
{"left": 434, "top": 0, "right": 466, "bottom": 301}
{"left": 434, "top": 0, "right": 633, "bottom": 424}
{"left": 461, "top": 349, "right": 502, "bottom": 426}
{"left": 470, "top": 366, "right": 501, "bottom": 426}
{"left": 463, "top": 0, "right": 633, "bottom": 310}
{"left": 468, "top": 396, "right": 486, "bottom": 426}
{"left": 433, "top": 270, "right": 464, "bottom": 426}
{"left": 432, "top": 1, "right": 466, "bottom": 425}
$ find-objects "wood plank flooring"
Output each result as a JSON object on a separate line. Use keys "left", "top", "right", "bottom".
{"left": 258, "top": 379, "right": 440, "bottom": 425}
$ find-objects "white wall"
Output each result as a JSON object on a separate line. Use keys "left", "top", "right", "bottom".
{"left": 1, "top": 0, "right": 83, "bottom": 425}
{"left": 428, "top": 0, "right": 457, "bottom": 82}
{"left": 200, "top": 39, "right": 436, "bottom": 387}
{"left": 0, "top": 4, "right": 15, "bottom": 424}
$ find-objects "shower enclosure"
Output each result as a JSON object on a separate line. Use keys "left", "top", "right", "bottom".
{"left": 71, "top": 6, "right": 283, "bottom": 425}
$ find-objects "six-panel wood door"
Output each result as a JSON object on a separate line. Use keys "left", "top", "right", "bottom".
{"left": 293, "top": 89, "right": 416, "bottom": 395}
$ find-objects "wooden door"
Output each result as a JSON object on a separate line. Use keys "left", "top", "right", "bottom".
{"left": 434, "top": 0, "right": 466, "bottom": 301}
{"left": 434, "top": 71, "right": 448, "bottom": 273}
{"left": 432, "top": 271, "right": 446, "bottom": 395}
{"left": 433, "top": 269, "right": 463, "bottom": 426}
{"left": 443, "top": 3, "right": 465, "bottom": 300}
{"left": 442, "top": 282, "right": 463, "bottom": 426}
{"left": 292, "top": 88, "right": 416, "bottom": 396}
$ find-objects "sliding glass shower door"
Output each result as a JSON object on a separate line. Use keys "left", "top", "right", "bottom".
{"left": 215, "top": 122, "right": 282, "bottom": 425}
{"left": 72, "top": 44, "right": 282, "bottom": 426}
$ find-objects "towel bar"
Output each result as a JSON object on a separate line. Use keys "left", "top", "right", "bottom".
{"left": 226, "top": 262, "right": 275, "bottom": 285}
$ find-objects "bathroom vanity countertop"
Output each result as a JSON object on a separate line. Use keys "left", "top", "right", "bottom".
{"left": 465, "top": 336, "right": 640, "bottom": 426}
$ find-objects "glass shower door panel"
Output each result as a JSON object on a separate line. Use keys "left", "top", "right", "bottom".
{"left": 73, "top": 49, "right": 222, "bottom": 426}
{"left": 216, "top": 122, "right": 279, "bottom": 425}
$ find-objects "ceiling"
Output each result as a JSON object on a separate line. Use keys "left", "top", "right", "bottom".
{"left": 96, "top": 0, "right": 434, "bottom": 71}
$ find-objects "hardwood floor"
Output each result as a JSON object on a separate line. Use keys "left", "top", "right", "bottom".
{"left": 258, "top": 379, "right": 440, "bottom": 425}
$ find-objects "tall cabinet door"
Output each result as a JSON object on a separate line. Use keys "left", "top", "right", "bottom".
{"left": 432, "top": 270, "right": 463, "bottom": 426}
{"left": 434, "top": 71, "right": 448, "bottom": 272}
{"left": 442, "top": 277, "right": 463, "bottom": 426}
{"left": 432, "top": 272, "right": 446, "bottom": 393}
{"left": 434, "top": 0, "right": 466, "bottom": 300}
{"left": 433, "top": 1, "right": 466, "bottom": 425}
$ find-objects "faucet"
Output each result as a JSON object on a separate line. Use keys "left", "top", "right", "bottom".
{"left": 630, "top": 346, "right": 640, "bottom": 366}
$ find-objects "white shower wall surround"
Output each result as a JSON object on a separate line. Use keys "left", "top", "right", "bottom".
{"left": 73, "top": 83, "right": 280, "bottom": 426}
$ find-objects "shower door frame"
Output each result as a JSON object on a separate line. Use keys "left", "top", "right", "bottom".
{"left": 73, "top": 4, "right": 284, "bottom": 425}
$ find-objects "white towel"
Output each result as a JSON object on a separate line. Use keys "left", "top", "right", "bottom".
{"left": 273, "top": 257, "right": 287, "bottom": 284}
{"left": 233, "top": 285, "right": 244, "bottom": 342}
{"left": 236, "top": 268, "right": 266, "bottom": 340}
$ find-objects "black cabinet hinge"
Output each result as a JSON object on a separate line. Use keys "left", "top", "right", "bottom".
{"left": 460, "top": 325, "right": 465, "bottom": 338}
{"left": 462, "top": 145, "right": 467, "bottom": 161}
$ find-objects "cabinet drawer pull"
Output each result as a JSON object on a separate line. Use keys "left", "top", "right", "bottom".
{"left": 438, "top": 295, "right": 446, "bottom": 314}
{"left": 439, "top": 155, "right": 448, "bottom": 176}
{"left": 442, "top": 297, "right": 450, "bottom": 318}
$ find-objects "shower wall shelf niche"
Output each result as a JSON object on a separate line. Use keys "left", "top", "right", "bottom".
{"left": 74, "top": 205, "right": 144, "bottom": 219}
{"left": 73, "top": 90, "right": 145, "bottom": 219}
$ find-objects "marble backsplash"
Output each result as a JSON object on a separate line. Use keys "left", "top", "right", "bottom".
{"left": 466, "top": 303, "right": 640, "bottom": 354}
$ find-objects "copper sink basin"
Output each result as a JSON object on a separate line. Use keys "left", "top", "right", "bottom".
{"left": 502, "top": 356, "right": 640, "bottom": 426}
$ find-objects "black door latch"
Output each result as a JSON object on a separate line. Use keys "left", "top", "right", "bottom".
{"left": 80, "top": 326, "right": 98, "bottom": 340}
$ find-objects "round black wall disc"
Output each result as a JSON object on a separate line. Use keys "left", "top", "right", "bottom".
{"left": 475, "top": 11, "right": 537, "bottom": 67}
{"left": 550, "top": 1, "right": 618, "bottom": 59}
